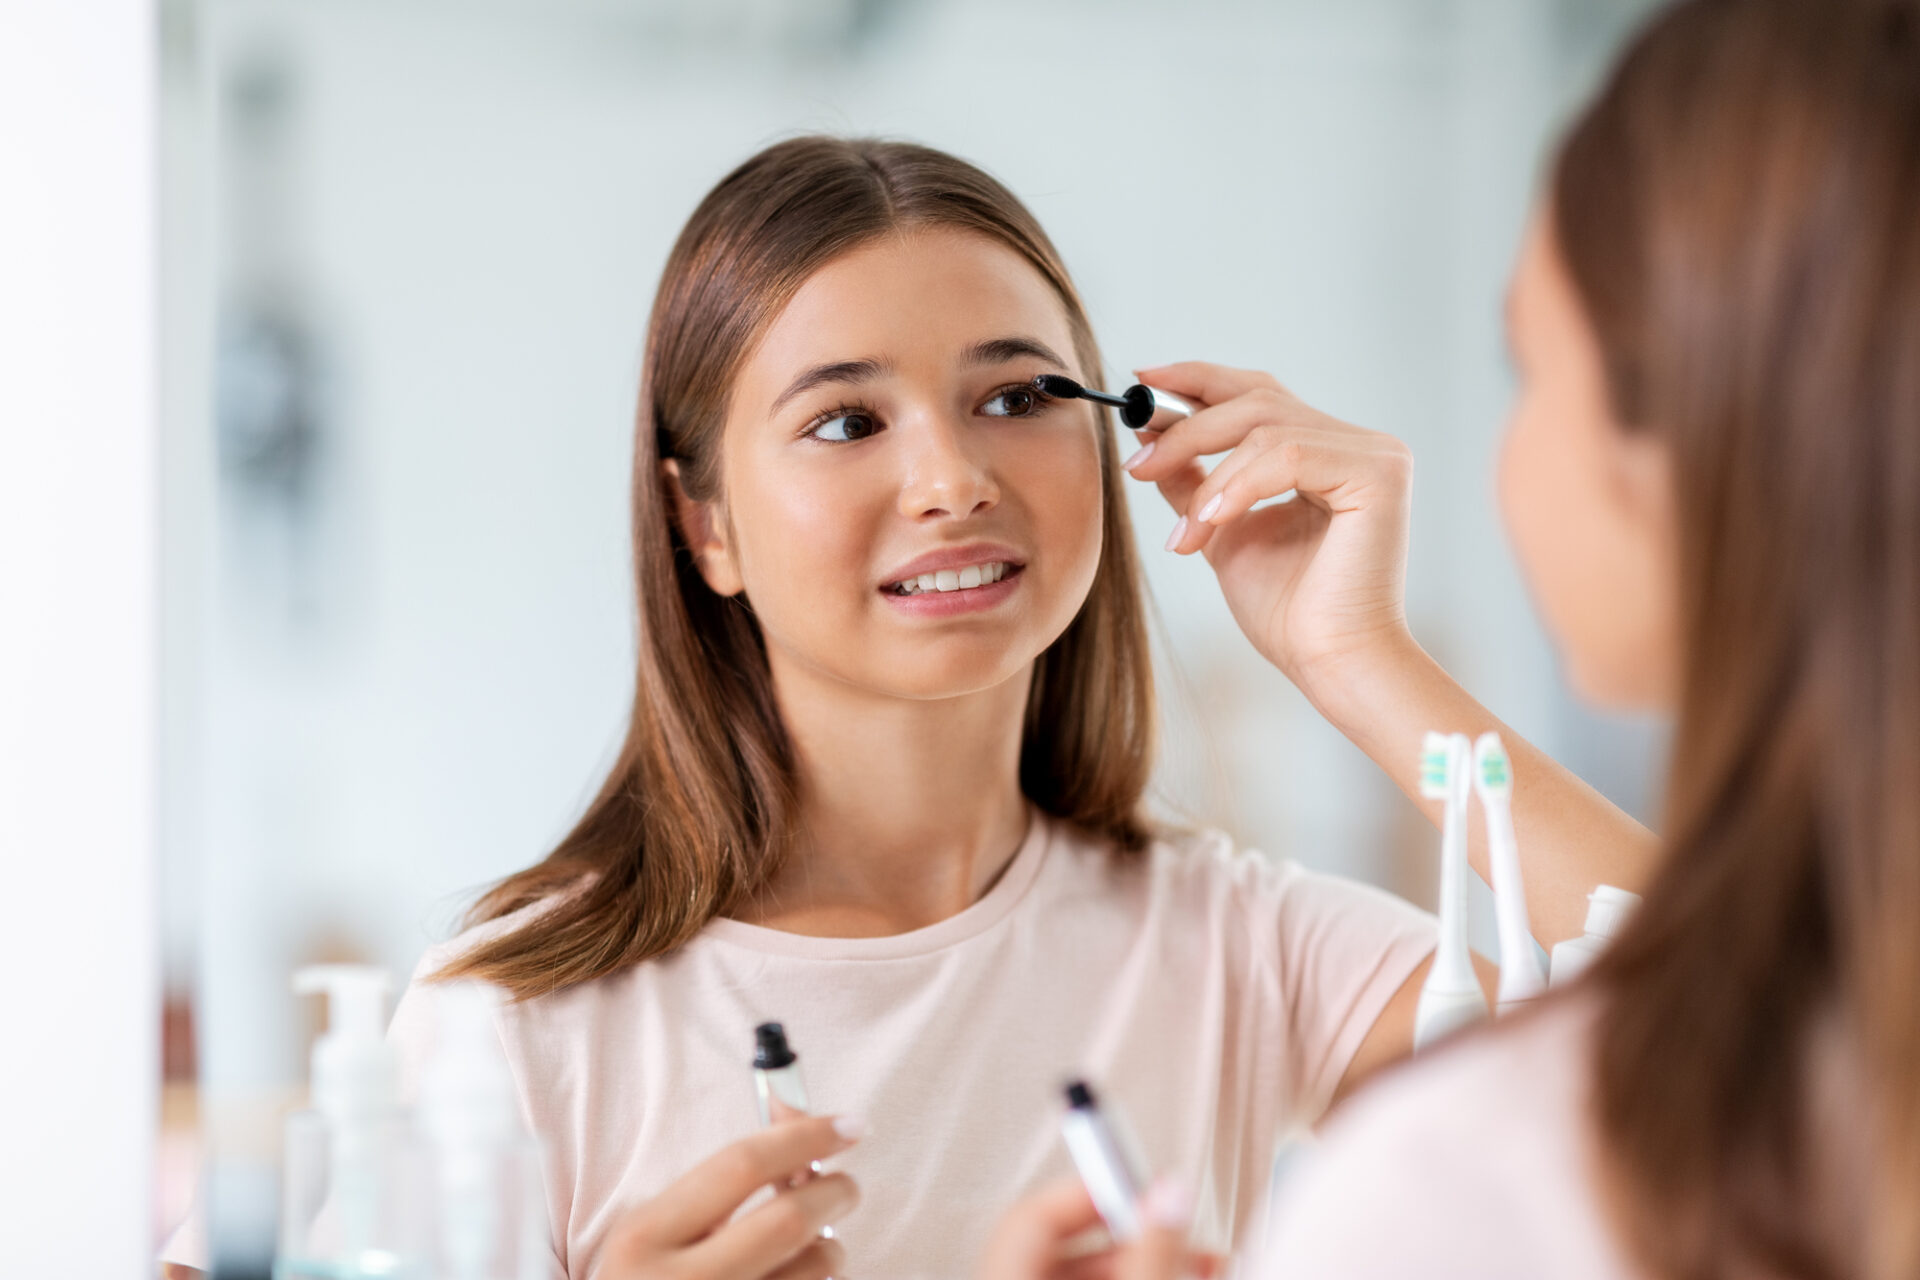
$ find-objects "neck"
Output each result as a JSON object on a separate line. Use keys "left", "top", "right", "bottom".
{"left": 733, "top": 653, "right": 1034, "bottom": 937}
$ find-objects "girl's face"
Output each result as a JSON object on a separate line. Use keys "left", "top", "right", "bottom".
{"left": 1499, "top": 209, "right": 1683, "bottom": 711}
{"left": 674, "top": 227, "right": 1105, "bottom": 703}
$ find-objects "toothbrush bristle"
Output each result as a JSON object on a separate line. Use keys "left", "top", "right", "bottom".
{"left": 1480, "top": 751, "right": 1510, "bottom": 791}
{"left": 1418, "top": 733, "right": 1450, "bottom": 798}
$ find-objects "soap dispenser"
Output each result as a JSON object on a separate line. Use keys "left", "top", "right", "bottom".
{"left": 277, "top": 964, "right": 427, "bottom": 1280}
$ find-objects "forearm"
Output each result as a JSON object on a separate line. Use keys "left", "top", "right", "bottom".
{"left": 1300, "top": 633, "right": 1659, "bottom": 946}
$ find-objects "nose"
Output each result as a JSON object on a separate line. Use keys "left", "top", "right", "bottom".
{"left": 895, "top": 410, "right": 999, "bottom": 520}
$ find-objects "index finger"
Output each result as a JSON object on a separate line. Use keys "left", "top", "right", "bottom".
{"left": 976, "top": 1177, "right": 1108, "bottom": 1277}
{"left": 631, "top": 1115, "right": 864, "bottom": 1247}
{"left": 1131, "top": 361, "right": 1281, "bottom": 408}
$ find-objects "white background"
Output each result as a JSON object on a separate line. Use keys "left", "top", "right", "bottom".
{"left": 0, "top": 0, "right": 158, "bottom": 1272}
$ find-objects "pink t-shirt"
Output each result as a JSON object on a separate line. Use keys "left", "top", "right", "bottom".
{"left": 1256, "top": 994, "right": 1643, "bottom": 1279}
{"left": 378, "top": 803, "right": 1433, "bottom": 1280}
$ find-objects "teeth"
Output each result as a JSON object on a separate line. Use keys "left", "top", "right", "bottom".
{"left": 891, "top": 561, "right": 1014, "bottom": 595}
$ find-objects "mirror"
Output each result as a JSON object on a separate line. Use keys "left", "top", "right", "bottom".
{"left": 157, "top": 1, "right": 1664, "bottom": 1272}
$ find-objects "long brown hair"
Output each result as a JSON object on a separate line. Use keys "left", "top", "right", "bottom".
{"left": 436, "top": 137, "right": 1157, "bottom": 999}
{"left": 1554, "top": 2, "right": 1920, "bottom": 1275}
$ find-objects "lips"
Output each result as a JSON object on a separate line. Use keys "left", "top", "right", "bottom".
{"left": 878, "top": 542, "right": 1027, "bottom": 591}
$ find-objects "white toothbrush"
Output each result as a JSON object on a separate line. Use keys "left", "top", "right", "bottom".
{"left": 1413, "top": 732, "right": 1489, "bottom": 1050}
{"left": 1473, "top": 731, "right": 1548, "bottom": 1011}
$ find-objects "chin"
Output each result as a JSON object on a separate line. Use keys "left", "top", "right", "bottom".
{"left": 873, "top": 650, "right": 1036, "bottom": 702}
{"left": 1562, "top": 648, "right": 1675, "bottom": 714}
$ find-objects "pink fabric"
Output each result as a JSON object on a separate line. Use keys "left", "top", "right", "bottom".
{"left": 377, "top": 803, "right": 1433, "bottom": 1280}
{"left": 1256, "top": 994, "right": 1643, "bottom": 1279}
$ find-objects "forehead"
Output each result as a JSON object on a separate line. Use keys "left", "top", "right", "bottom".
{"left": 739, "top": 227, "right": 1081, "bottom": 399}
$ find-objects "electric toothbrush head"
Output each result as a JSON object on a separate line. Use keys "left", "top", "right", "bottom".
{"left": 1414, "top": 731, "right": 1489, "bottom": 1051}
{"left": 1472, "top": 732, "right": 1549, "bottom": 1010}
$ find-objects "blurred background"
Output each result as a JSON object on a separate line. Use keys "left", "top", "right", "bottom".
{"left": 157, "top": 0, "right": 1668, "bottom": 1271}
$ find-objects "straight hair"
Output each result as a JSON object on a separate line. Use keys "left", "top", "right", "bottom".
{"left": 1554, "top": 2, "right": 1920, "bottom": 1275}
{"left": 436, "top": 137, "right": 1158, "bottom": 999}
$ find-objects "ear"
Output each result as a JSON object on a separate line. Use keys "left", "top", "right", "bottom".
{"left": 661, "top": 458, "right": 745, "bottom": 597}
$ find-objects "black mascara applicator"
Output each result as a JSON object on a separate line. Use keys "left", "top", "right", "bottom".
{"left": 1033, "top": 374, "right": 1194, "bottom": 433}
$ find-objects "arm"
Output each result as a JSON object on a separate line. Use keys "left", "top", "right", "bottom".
{"left": 1126, "top": 361, "right": 1657, "bottom": 1090}
{"left": 1129, "top": 361, "right": 1657, "bottom": 950}
{"left": 1302, "top": 633, "right": 1658, "bottom": 948}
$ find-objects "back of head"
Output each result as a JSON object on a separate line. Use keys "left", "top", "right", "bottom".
{"left": 1553, "top": 2, "right": 1920, "bottom": 1275}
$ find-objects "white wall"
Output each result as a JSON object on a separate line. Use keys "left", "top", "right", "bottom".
{"left": 0, "top": 0, "right": 159, "bottom": 1270}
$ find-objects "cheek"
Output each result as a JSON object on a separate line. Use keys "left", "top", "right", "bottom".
{"left": 1499, "top": 391, "right": 1622, "bottom": 688}
{"left": 729, "top": 457, "right": 879, "bottom": 608}
{"left": 1023, "top": 425, "right": 1106, "bottom": 592}
{"left": 1497, "top": 396, "right": 1678, "bottom": 708}
{"left": 1497, "top": 397, "right": 1562, "bottom": 590}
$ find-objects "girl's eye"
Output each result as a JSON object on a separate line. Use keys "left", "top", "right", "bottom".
{"left": 981, "top": 386, "right": 1045, "bottom": 418}
{"left": 810, "top": 411, "right": 880, "bottom": 442}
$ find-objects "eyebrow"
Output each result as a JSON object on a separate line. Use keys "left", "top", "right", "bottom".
{"left": 766, "top": 336, "right": 1072, "bottom": 417}
{"left": 770, "top": 358, "right": 892, "bottom": 415}
{"left": 962, "top": 336, "right": 1071, "bottom": 370}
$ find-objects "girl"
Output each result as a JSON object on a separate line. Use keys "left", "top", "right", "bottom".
{"left": 394, "top": 136, "right": 1649, "bottom": 1280}
{"left": 993, "top": 0, "right": 1920, "bottom": 1277}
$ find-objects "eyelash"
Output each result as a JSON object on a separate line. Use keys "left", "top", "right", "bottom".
{"left": 799, "top": 382, "right": 1058, "bottom": 443}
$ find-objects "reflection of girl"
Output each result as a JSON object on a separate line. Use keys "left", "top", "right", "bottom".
{"left": 997, "top": 2, "right": 1920, "bottom": 1278}
{"left": 392, "top": 137, "right": 1647, "bottom": 1280}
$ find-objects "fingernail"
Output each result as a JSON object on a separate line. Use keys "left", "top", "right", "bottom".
{"left": 1164, "top": 516, "right": 1187, "bottom": 552}
{"left": 1122, "top": 441, "right": 1155, "bottom": 472}
{"left": 1141, "top": 1176, "right": 1192, "bottom": 1229}
{"left": 1197, "top": 493, "right": 1223, "bottom": 523}
{"left": 832, "top": 1115, "right": 866, "bottom": 1141}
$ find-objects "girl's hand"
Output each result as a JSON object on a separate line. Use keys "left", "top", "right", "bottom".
{"left": 1125, "top": 362, "right": 1416, "bottom": 698}
{"left": 976, "top": 1176, "right": 1223, "bottom": 1280}
{"left": 600, "top": 1115, "right": 862, "bottom": 1280}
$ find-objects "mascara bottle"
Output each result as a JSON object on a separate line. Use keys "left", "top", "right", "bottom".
{"left": 752, "top": 1022, "right": 824, "bottom": 1188}
{"left": 1060, "top": 1079, "right": 1148, "bottom": 1242}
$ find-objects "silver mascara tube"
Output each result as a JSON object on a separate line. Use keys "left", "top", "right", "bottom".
{"left": 1060, "top": 1079, "right": 1149, "bottom": 1243}
{"left": 1117, "top": 384, "right": 1194, "bottom": 433}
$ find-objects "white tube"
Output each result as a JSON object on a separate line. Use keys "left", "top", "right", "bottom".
{"left": 1414, "top": 733, "right": 1489, "bottom": 1049}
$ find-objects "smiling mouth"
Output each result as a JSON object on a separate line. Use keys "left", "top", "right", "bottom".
{"left": 883, "top": 561, "right": 1024, "bottom": 596}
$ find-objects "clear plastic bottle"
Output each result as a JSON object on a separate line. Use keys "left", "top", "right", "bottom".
{"left": 1548, "top": 885, "right": 1643, "bottom": 988}
{"left": 418, "top": 981, "right": 549, "bottom": 1280}
{"left": 277, "top": 965, "right": 430, "bottom": 1280}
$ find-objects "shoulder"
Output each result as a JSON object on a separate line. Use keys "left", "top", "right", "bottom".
{"left": 1041, "top": 815, "right": 1430, "bottom": 961}
{"left": 1259, "top": 995, "right": 1636, "bottom": 1278}
{"left": 407, "top": 895, "right": 565, "bottom": 987}
{"left": 1119, "top": 818, "right": 1431, "bottom": 937}
{"left": 388, "top": 891, "right": 581, "bottom": 1049}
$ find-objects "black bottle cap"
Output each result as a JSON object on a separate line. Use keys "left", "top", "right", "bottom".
{"left": 754, "top": 1021, "right": 797, "bottom": 1070}
{"left": 1064, "top": 1079, "right": 1097, "bottom": 1110}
